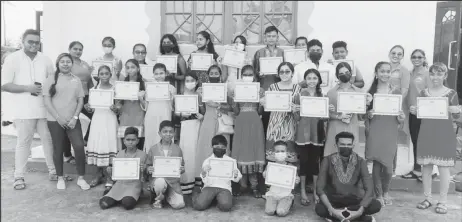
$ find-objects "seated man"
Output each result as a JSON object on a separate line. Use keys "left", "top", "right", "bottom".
{"left": 315, "top": 131, "right": 381, "bottom": 222}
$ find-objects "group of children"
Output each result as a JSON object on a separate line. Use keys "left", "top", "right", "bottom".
{"left": 47, "top": 25, "right": 459, "bottom": 217}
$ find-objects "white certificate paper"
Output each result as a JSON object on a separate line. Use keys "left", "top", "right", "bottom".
{"left": 337, "top": 92, "right": 367, "bottom": 114}
{"left": 208, "top": 158, "right": 234, "bottom": 180}
{"left": 417, "top": 97, "right": 449, "bottom": 119}
{"left": 190, "top": 53, "right": 214, "bottom": 71}
{"left": 373, "top": 94, "right": 402, "bottom": 116}
{"left": 92, "top": 61, "right": 114, "bottom": 77}
{"left": 300, "top": 96, "right": 329, "bottom": 118}
{"left": 259, "top": 57, "right": 283, "bottom": 75}
{"left": 117, "top": 126, "right": 144, "bottom": 138}
{"left": 156, "top": 55, "right": 178, "bottom": 73}
{"left": 139, "top": 64, "right": 154, "bottom": 80}
{"left": 89, "top": 89, "right": 114, "bottom": 109}
{"left": 265, "top": 91, "right": 292, "bottom": 112}
{"left": 284, "top": 49, "right": 307, "bottom": 65}
{"left": 222, "top": 49, "right": 246, "bottom": 69}
{"left": 174, "top": 95, "right": 199, "bottom": 113}
{"left": 145, "top": 82, "right": 170, "bottom": 101}
{"left": 112, "top": 158, "right": 140, "bottom": 180}
{"left": 319, "top": 70, "right": 330, "bottom": 87}
{"left": 234, "top": 82, "right": 260, "bottom": 103}
{"left": 202, "top": 83, "right": 227, "bottom": 103}
{"left": 153, "top": 156, "right": 182, "bottom": 178}
{"left": 332, "top": 59, "right": 356, "bottom": 76}
{"left": 265, "top": 162, "right": 297, "bottom": 189}
{"left": 114, "top": 81, "right": 140, "bottom": 100}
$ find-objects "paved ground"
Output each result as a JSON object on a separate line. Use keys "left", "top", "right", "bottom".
{"left": 1, "top": 135, "right": 461, "bottom": 222}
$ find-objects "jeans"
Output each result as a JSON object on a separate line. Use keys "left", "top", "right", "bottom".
{"left": 315, "top": 196, "right": 381, "bottom": 221}
{"left": 13, "top": 119, "right": 56, "bottom": 178}
{"left": 47, "top": 120, "right": 86, "bottom": 176}
{"left": 193, "top": 187, "right": 233, "bottom": 212}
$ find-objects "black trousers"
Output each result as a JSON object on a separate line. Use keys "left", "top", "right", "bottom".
{"left": 409, "top": 113, "right": 422, "bottom": 172}
{"left": 261, "top": 111, "right": 271, "bottom": 136}
{"left": 100, "top": 196, "right": 137, "bottom": 210}
{"left": 63, "top": 95, "right": 92, "bottom": 157}
{"left": 315, "top": 196, "right": 381, "bottom": 221}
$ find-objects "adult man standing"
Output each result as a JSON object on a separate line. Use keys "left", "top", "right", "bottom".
{"left": 315, "top": 131, "right": 381, "bottom": 222}
{"left": 1, "top": 29, "right": 61, "bottom": 190}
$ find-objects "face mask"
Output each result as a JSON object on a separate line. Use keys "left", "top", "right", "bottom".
{"left": 242, "top": 76, "right": 254, "bottom": 82}
{"left": 209, "top": 77, "right": 220, "bottom": 83}
{"left": 162, "top": 44, "right": 174, "bottom": 53}
{"left": 309, "top": 52, "right": 322, "bottom": 63}
{"left": 185, "top": 82, "right": 196, "bottom": 90}
{"left": 103, "top": 47, "right": 113, "bottom": 54}
{"left": 337, "top": 73, "right": 352, "bottom": 83}
{"left": 213, "top": 148, "right": 226, "bottom": 158}
{"left": 274, "top": 152, "right": 287, "bottom": 162}
{"left": 338, "top": 146, "right": 353, "bottom": 157}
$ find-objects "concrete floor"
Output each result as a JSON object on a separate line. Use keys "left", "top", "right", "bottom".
{"left": 1, "top": 135, "right": 461, "bottom": 222}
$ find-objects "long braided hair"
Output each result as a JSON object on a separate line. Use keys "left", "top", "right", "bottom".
{"left": 49, "top": 53, "right": 74, "bottom": 97}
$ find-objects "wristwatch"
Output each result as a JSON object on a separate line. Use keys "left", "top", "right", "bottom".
{"left": 73, "top": 116, "right": 79, "bottom": 120}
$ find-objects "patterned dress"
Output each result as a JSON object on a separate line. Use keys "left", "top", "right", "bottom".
{"left": 265, "top": 83, "right": 301, "bottom": 163}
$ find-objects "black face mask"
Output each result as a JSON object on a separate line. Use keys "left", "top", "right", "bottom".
{"left": 162, "top": 44, "right": 174, "bottom": 53}
{"left": 309, "top": 52, "right": 322, "bottom": 63}
{"left": 339, "top": 146, "right": 353, "bottom": 157}
{"left": 337, "top": 73, "right": 352, "bottom": 83}
{"left": 213, "top": 148, "right": 226, "bottom": 158}
{"left": 209, "top": 77, "right": 221, "bottom": 83}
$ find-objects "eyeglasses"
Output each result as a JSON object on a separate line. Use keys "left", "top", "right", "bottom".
{"left": 27, "top": 40, "right": 41, "bottom": 45}
{"left": 279, "top": 70, "right": 291, "bottom": 75}
{"left": 134, "top": 51, "right": 147, "bottom": 55}
{"left": 411, "top": 56, "right": 424, "bottom": 59}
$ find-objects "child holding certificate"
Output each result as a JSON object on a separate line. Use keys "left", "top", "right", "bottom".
{"left": 293, "top": 68, "right": 326, "bottom": 206}
{"left": 146, "top": 121, "right": 186, "bottom": 209}
{"left": 100, "top": 127, "right": 147, "bottom": 210}
{"left": 263, "top": 141, "right": 300, "bottom": 217}
{"left": 176, "top": 73, "right": 204, "bottom": 194}
{"left": 159, "top": 34, "right": 188, "bottom": 92}
{"left": 187, "top": 31, "right": 219, "bottom": 84}
{"left": 116, "top": 59, "right": 146, "bottom": 151}
{"left": 231, "top": 65, "right": 265, "bottom": 198}
{"left": 222, "top": 35, "right": 252, "bottom": 94}
{"left": 411, "top": 63, "right": 460, "bottom": 214}
{"left": 365, "top": 61, "right": 405, "bottom": 206}
{"left": 142, "top": 63, "right": 176, "bottom": 153}
{"left": 193, "top": 135, "right": 242, "bottom": 212}
{"left": 85, "top": 65, "right": 121, "bottom": 188}
{"left": 94, "top": 37, "right": 124, "bottom": 83}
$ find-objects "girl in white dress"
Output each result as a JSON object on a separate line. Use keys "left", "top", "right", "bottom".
{"left": 85, "top": 65, "right": 121, "bottom": 187}
{"left": 221, "top": 36, "right": 252, "bottom": 94}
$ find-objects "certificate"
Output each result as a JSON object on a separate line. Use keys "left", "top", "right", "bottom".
{"left": 190, "top": 53, "right": 214, "bottom": 71}
{"left": 153, "top": 156, "right": 182, "bottom": 178}
{"left": 234, "top": 82, "right": 260, "bottom": 103}
{"left": 202, "top": 83, "right": 227, "bottom": 103}
{"left": 91, "top": 61, "right": 114, "bottom": 77}
{"left": 300, "top": 96, "right": 329, "bottom": 118}
{"left": 265, "top": 162, "right": 297, "bottom": 189}
{"left": 174, "top": 95, "right": 199, "bottom": 113}
{"left": 332, "top": 59, "right": 356, "bottom": 76}
{"left": 208, "top": 158, "right": 234, "bottom": 180}
{"left": 417, "top": 97, "right": 449, "bottom": 119}
{"left": 114, "top": 81, "right": 140, "bottom": 100}
{"left": 89, "top": 89, "right": 114, "bottom": 109}
{"left": 265, "top": 91, "right": 292, "bottom": 112}
{"left": 319, "top": 70, "right": 330, "bottom": 87}
{"left": 373, "top": 94, "right": 402, "bottom": 116}
{"left": 259, "top": 57, "right": 283, "bottom": 75}
{"left": 222, "top": 49, "right": 246, "bottom": 69}
{"left": 139, "top": 64, "right": 154, "bottom": 80}
{"left": 156, "top": 55, "right": 178, "bottom": 73}
{"left": 117, "top": 126, "right": 144, "bottom": 138}
{"left": 145, "top": 82, "right": 170, "bottom": 101}
{"left": 284, "top": 49, "right": 307, "bottom": 65}
{"left": 112, "top": 158, "right": 140, "bottom": 180}
{"left": 337, "top": 92, "right": 367, "bottom": 114}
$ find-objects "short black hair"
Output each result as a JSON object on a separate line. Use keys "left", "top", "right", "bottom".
{"left": 273, "top": 140, "right": 288, "bottom": 148}
{"left": 335, "top": 131, "right": 355, "bottom": 144}
{"left": 307, "top": 39, "right": 322, "bottom": 50}
{"left": 211, "top": 135, "right": 228, "bottom": 147}
{"left": 124, "top": 127, "right": 139, "bottom": 138}
{"left": 133, "top": 43, "right": 146, "bottom": 52}
{"left": 332, "top": 41, "right": 347, "bottom": 51}
{"left": 22, "top": 29, "right": 40, "bottom": 41}
{"left": 264, "top": 26, "right": 279, "bottom": 34}
{"left": 159, "top": 120, "right": 175, "bottom": 132}
{"left": 295, "top": 36, "right": 308, "bottom": 46}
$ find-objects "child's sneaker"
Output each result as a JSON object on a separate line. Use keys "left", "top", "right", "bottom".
{"left": 152, "top": 200, "right": 163, "bottom": 209}
{"left": 57, "top": 179, "right": 66, "bottom": 190}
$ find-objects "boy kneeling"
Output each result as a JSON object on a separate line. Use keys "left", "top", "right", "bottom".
{"left": 193, "top": 135, "right": 242, "bottom": 212}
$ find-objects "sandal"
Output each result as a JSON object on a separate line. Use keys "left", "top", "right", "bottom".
{"left": 384, "top": 194, "right": 393, "bottom": 206}
{"left": 64, "top": 156, "right": 76, "bottom": 165}
{"left": 417, "top": 199, "right": 432, "bottom": 209}
{"left": 49, "top": 174, "right": 73, "bottom": 181}
{"left": 435, "top": 203, "right": 448, "bottom": 214}
{"left": 13, "top": 178, "right": 26, "bottom": 190}
{"left": 89, "top": 176, "right": 104, "bottom": 187}
{"left": 401, "top": 172, "right": 417, "bottom": 179}
{"left": 301, "top": 197, "right": 311, "bottom": 206}
{"left": 252, "top": 189, "right": 262, "bottom": 198}
{"left": 152, "top": 200, "right": 163, "bottom": 209}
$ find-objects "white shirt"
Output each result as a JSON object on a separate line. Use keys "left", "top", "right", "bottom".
{"left": 200, "top": 154, "right": 242, "bottom": 192}
{"left": 293, "top": 60, "right": 337, "bottom": 95}
{"left": 1, "top": 50, "right": 54, "bottom": 119}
